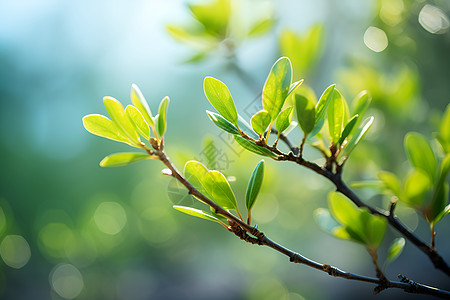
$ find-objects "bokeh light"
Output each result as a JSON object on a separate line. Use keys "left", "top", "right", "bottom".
{"left": 363, "top": 26, "right": 388, "bottom": 52}
{"left": 50, "top": 264, "right": 84, "bottom": 299}
{"left": 93, "top": 202, "right": 127, "bottom": 235}
{"left": 0, "top": 235, "right": 31, "bottom": 269}
{"left": 418, "top": 4, "right": 450, "bottom": 34}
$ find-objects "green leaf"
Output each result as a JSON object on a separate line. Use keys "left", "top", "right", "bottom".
{"left": 328, "top": 192, "right": 363, "bottom": 237}
{"left": 238, "top": 115, "right": 259, "bottom": 139}
{"left": 204, "top": 77, "right": 238, "bottom": 125}
{"left": 295, "top": 93, "right": 316, "bottom": 135}
{"left": 157, "top": 96, "right": 170, "bottom": 137}
{"left": 234, "top": 136, "right": 278, "bottom": 158}
{"left": 251, "top": 110, "right": 271, "bottom": 136}
{"left": 184, "top": 161, "right": 237, "bottom": 210}
{"left": 103, "top": 97, "right": 140, "bottom": 144}
{"left": 362, "top": 210, "right": 387, "bottom": 248}
{"left": 275, "top": 106, "right": 294, "bottom": 135}
{"left": 386, "top": 237, "right": 406, "bottom": 264}
{"left": 433, "top": 204, "right": 450, "bottom": 225}
{"left": 338, "top": 115, "right": 359, "bottom": 146}
{"left": 188, "top": 0, "right": 230, "bottom": 36}
{"left": 82, "top": 114, "right": 133, "bottom": 146}
{"left": 352, "top": 90, "right": 371, "bottom": 121}
{"left": 404, "top": 132, "right": 437, "bottom": 181}
{"left": 99, "top": 152, "right": 157, "bottom": 167}
{"left": 126, "top": 105, "right": 150, "bottom": 140}
{"left": 430, "top": 154, "right": 450, "bottom": 222}
{"left": 248, "top": 18, "right": 275, "bottom": 37}
{"left": 246, "top": 160, "right": 265, "bottom": 212}
{"left": 404, "top": 170, "right": 431, "bottom": 208}
{"left": 327, "top": 89, "right": 344, "bottom": 144}
{"left": 173, "top": 206, "right": 222, "bottom": 223}
{"left": 206, "top": 110, "right": 240, "bottom": 135}
{"left": 377, "top": 171, "right": 402, "bottom": 197}
{"left": 286, "top": 79, "right": 305, "bottom": 98}
{"left": 440, "top": 104, "right": 450, "bottom": 145}
{"left": 131, "top": 84, "right": 155, "bottom": 128}
{"left": 262, "top": 57, "right": 292, "bottom": 121}
{"left": 340, "top": 116, "right": 374, "bottom": 160}
{"left": 309, "top": 84, "right": 335, "bottom": 137}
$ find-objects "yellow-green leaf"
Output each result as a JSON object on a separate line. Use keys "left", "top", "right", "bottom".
{"left": 173, "top": 206, "right": 222, "bottom": 223}
{"left": 404, "top": 132, "right": 436, "bottom": 181}
{"left": 157, "top": 96, "right": 170, "bottom": 137}
{"left": 100, "top": 152, "right": 157, "bottom": 167}
{"left": 295, "top": 93, "right": 315, "bottom": 135}
{"left": 103, "top": 96, "right": 140, "bottom": 145}
{"left": 327, "top": 89, "right": 344, "bottom": 144}
{"left": 310, "top": 84, "right": 335, "bottom": 137}
{"left": 126, "top": 105, "right": 150, "bottom": 140}
{"left": 82, "top": 114, "right": 134, "bottom": 146}
{"left": 386, "top": 238, "right": 406, "bottom": 264}
{"left": 250, "top": 110, "right": 271, "bottom": 136}
{"left": 131, "top": 84, "right": 155, "bottom": 128}
{"left": 204, "top": 77, "right": 238, "bottom": 125}
{"left": 275, "top": 106, "right": 294, "bottom": 135}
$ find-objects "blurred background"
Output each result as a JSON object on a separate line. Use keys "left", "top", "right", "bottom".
{"left": 0, "top": 0, "right": 449, "bottom": 299}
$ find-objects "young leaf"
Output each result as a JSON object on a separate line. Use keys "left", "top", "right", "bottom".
{"left": 205, "top": 170, "right": 238, "bottom": 210}
{"left": 246, "top": 160, "right": 265, "bottom": 212}
{"left": 275, "top": 106, "right": 294, "bottom": 135}
{"left": 328, "top": 192, "right": 363, "bottom": 238}
{"left": 309, "top": 84, "right": 335, "bottom": 137}
{"left": 377, "top": 171, "right": 402, "bottom": 197}
{"left": 404, "top": 170, "right": 431, "bottom": 208}
{"left": 234, "top": 136, "right": 278, "bottom": 158}
{"left": 188, "top": 0, "right": 230, "bottom": 36}
{"left": 126, "top": 105, "right": 150, "bottom": 140}
{"left": 386, "top": 238, "right": 406, "bottom": 264}
{"left": 82, "top": 114, "right": 133, "bottom": 145}
{"left": 103, "top": 97, "right": 140, "bottom": 145}
{"left": 100, "top": 152, "right": 157, "bottom": 167}
{"left": 173, "top": 206, "right": 222, "bottom": 224}
{"left": 286, "top": 79, "right": 305, "bottom": 98}
{"left": 352, "top": 90, "right": 371, "bottom": 119}
{"left": 432, "top": 204, "right": 450, "bottom": 225}
{"left": 206, "top": 111, "right": 240, "bottom": 135}
{"left": 339, "top": 116, "right": 374, "bottom": 160}
{"left": 404, "top": 132, "right": 436, "bottom": 181}
{"left": 204, "top": 77, "right": 238, "bottom": 125}
{"left": 440, "top": 104, "right": 450, "bottom": 145}
{"left": 430, "top": 154, "right": 450, "bottom": 222}
{"left": 295, "top": 93, "right": 315, "bottom": 135}
{"left": 248, "top": 18, "right": 275, "bottom": 37}
{"left": 131, "top": 84, "right": 155, "bottom": 128}
{"left": 327, "top": 89, "right": 344, "bottom": 144}
{"left": 184, "top": 160, "right": 212, "bottom": 200}
{"left": 363, "top": 210, "right": 387, "bottom": 249}
{"left": 250, "top": 110, "right": 271, "bottom": 136}
{"left": 237, "top": 115, "right": 259, "bottom": 139}
{"left": 338, "top": 115, "right": 359, "bottom": 146}
{"left": 262, "top": 57, "right": 292, "bottom": 121}
{"left": 157, "top": 96, "right": 170, "bottom": 137}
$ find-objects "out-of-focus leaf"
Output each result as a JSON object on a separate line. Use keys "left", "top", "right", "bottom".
{"left": 173, "top": 206, "right": 222, "bottom": 223}
{"left": 131, "top": 84, "right": 155, "bottom": 128}
{"left": 184, "top": 51, "right": 210, "bottom": 63}
{"left": 404, "top": 132, "right": 436, "bottom": 181}
{"left": 440, "top": 104, "right": 450, "bottom": 146}
{"left": 100, "top": 152, "right": 157, "bottom": 167}
{"left": 386, "top": 238, "right": 406, "bottom": 264}
{"left": 352, "top": 90, "right": 371, "bottom": 122}
{"left": 188, "top": 0, "right": 230, "bottom": 36}
{"left": 328, "top": 192, "right": 362, "bottom": 236}
{"left": 351, "top": 181, "right": 384, "bottom": 190}
{"left": 339, "top": 116, "right": 374, "bottom": 160}
{"left": 404, "top": 170, "right": 431, "bottom": 208}
{"left": 126, "top": 105, "right": 150, "bottom": 140}
{"left": 262, "top": 57, "right": 292, "bottom": 121}
{"left": 250, "top": 110, "right": 271, "bottom": 136}
{"left": 309, "top": 84, "right": 335, "bottom": 137}
{"left": 83, "top": 114, "right": 133, "bottom": 146}
{"left": 246, "top": 160, "right": 264, "bottom": 212}
{"left": 157, "top": 97, "right": 170, "bottom": 137}
{"left": 166, "top": 25, "right": 219, "bottom": 47}
{"left": 433, "top": 204, "right": 450, "bottom": 225}
{"left": 275, "top": 106, "right": 294, "bottom": 135}
{"left": 327, "top": 89, "right": 344, "bottom": 144}
{"left": 204, "top": 77, "right": 238, "bottom": 125}
{"left": 295, "top": 94, "right": 315, "bottom": 135}
{"left": 377, "top": 171, "right": 402, "bottom": 197}
{"left": 234, "top": 136, "right": 277, "bottom": 158}
{"left": 338, "top": 115, "right": 359, "bottom": 146}
{"left": 248, "top": 18, "right": 275, "bottom": 37}
{"left": 206, "top": 110, "right": 240, "bottom": 135}
{"left": 103, "top": 97, "right": 140, "bottom": 144}
{"left": 362, "top": 210, "right": 387, "bottom": 249}
{"left": 430, "top": 155, "right": 450, "bottom": 222}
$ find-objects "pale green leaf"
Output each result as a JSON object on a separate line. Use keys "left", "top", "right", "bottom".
{"left": 126, "top": 105, "right": 150, "bottom": 140}
{"left": 234, "top": 136, "right": 278, "bottom": 158}
{"left": 173, "top": 206, "right": 221, "bottom": 223}
{"left": 206, "top": 110, "right": 240, "bottom": 135}
{"left": 100, "top": 152, "right": 157, "bottom": 167}
{"left": 327, "top": 89, "right": 344, "bottom": 144}
{"left": 377, "top": 171, "right": 402, "bottom": 197}
{"left": 103, "top": 97, "right": 140, "bottom": 145}
{"left": 251, "top": 110, "right": 271, "bottom": 136}
{"left": 295, "top": 93, "right": 315, "bottom": 135}
{"left": 275, "top": 106, "right": 294, "bottom": 135}
{"left": 404, "top": 170, "right": 431, "bottom": 208}
{"left": 363, "top": 210, "right": 387, "bottom": 248}
{"left": 131, "top": 84, "right": 155, "bottom": 128}
{"left": 262, "top": 57, "right": 292, "bottom": 121}
{"left": 386, "top": 237, "right": 406, "bottom": 264}
{"left": 204, "top": 77, "right": 238, "bottom": 125}
{"left": 309, "top": 84, "right": 335, "bottom": 137}
{"left": 82, "top": 114, "right": 133, "bottom": 145}
{"left": 404, "top": 132, "right": 437, "bottom": 181}
{"left": 157, "top": 96, "right": 170, "bottom": 137}
{"left": 188, "top": 0, "right": 230, "bottom": 36}
{"left": 246, "top": 160, "right": 264, "bottom": 212}
{"left": 248, "top": 18, "right": 275, "bottom": 37}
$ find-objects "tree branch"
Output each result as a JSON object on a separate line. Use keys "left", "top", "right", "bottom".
{"left": 148, "top": 145, "right": 450, "bottom": 298}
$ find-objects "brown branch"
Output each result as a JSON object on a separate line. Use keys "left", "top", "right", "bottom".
{"left": 148, "top": 144, "right": 450, "bottom": 298}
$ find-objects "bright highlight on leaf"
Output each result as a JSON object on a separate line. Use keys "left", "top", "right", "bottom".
{"left": 204, "top": 77, "right": 238, "bottom": 125}
{"left": 262, "top": 57, "right": 292, "bottom": 121}
{"left": 126, "top": 105, "right": 150, "bottom": 140}
{"left": 327, "top": 89, "right": 344, "bottom": 144}
{"left": 275, "top": 106, "right": 294, "bottom": 136}
{"left": 386, "top": 238, "right": 406, "bottom": 264}
{"left": 339, "top": 116, "right": 374, "bottom": 160}
{"left": 246, "top": 160, "right": 265, "bottom": 212}
{"left": 173, "top": 205, "right": 222, "bottom": 224}
{"left": 103, "top": 97, "right": 140, "bottom": 145}
{"left": 100, "top": 152, "right": 157, "bottom": 167}
{"left": 82, "top": 114, "right": 138, "bottom": 147}
{"left": 131, "top": 84, "right": 155, "bottom": 128}
{"left": 251, "top": 110, "right": 271, "bottom": 136}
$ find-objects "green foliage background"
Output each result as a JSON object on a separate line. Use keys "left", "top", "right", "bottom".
{"left": 0, "top": 0, "right": 449, "bottom": 299}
